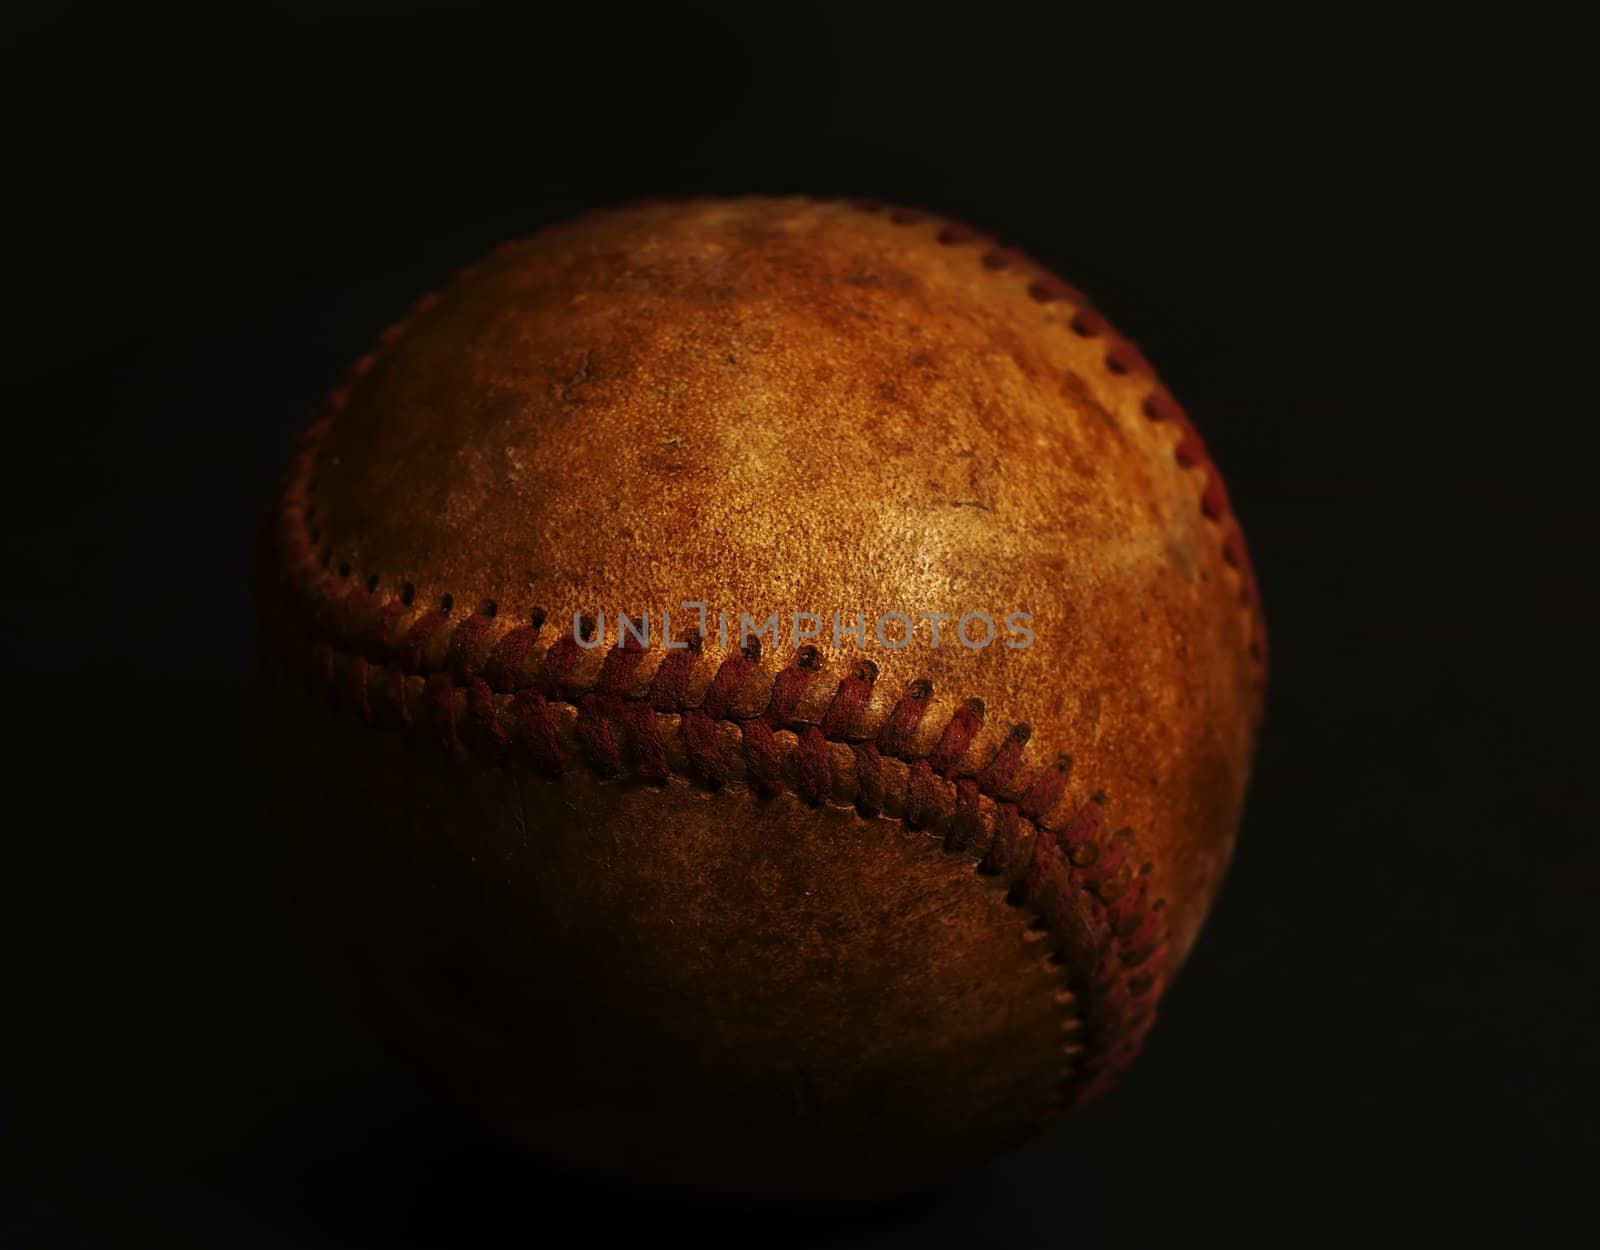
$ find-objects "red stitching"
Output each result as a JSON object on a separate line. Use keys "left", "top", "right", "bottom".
{"left": 820, "top": 660, "right": 876, "bottom": 738}
{"left": 1175, "top": 429, "right": 1206, "bottom": 469}
{"left": 741, "top": 720, "right": 784, "bottom": 797}
{"left": 792, "top": 725, "right": 831, "bottom": 805}
{"left": 447, "top": 612, "right": 494, "bottom": 677}
{"left": 424, "top": 673, "right": 466, "bottom": 762}
{"left": 623, "top": 699, "right": 669, "bottom": 784}
{"left": 852, "top": 742, "right": 885, "bottom": 816}
{"left": 927, "top": 698, "right": 984, "bottom": 776}
{"left": 947, "top": 777, "right": 983, "bottom": 852}
{"left": 764, "top": 650, "right": 818, "bottom": 725}
{"left": 384, "top": 664, "right": 409, "bottom": 733}
{"left": 1105, "top": 341, "right": 1148, "bottom": 376}
{"left": 703, "top": 650, "right": 756, "bottom": 719}
{"left": 596, "top": 637, "right": 648, "bottom": 694}
{"left": 897, "top": 760, "right": 935, "bottom": 828}
{"left": 1122, "top": 903, "right": 1165, "bottom": 963}
{"left": 1028, "top": 275, "right": 1086, "bottom": 304}
{"left": 513, "top": 690, "right": 564, "bottom": 777}
{"left": 1019, "top": 755, "right": 1071, "bottom": 824}
{"left": 1070, "top": 307, "right": 1108, "bottom": 337}
{"left": 466, "top": 675, "right": 504, "bottom": 757}
{"left": 875, "top": 678, "right": 931, "bottom": 755}
{"left": 648, "top": 637, "right": 701, "bottom": 710}
{"left": 1021, "top": 833, "right": 1073, "bottom": 935}
{"left": 537, "top": 632, "right": 583, "bottom": 697}
{"left": 484, "top": 624, "right": 539, "bottom": 693}
{"left": 576, "top": 692, "right": 626, "bottom": 777}
{"left": 682, "top": 708, "right": 729, "bottom": 789}
{"left": 1081, "top": 826, "right": 1128, "bottom": 894}
{"left": 980, "top": 802, "right": 1025, "bottom": 876}
{"left": 976, "top": 722, "right": 1031, "bottom": 794}
{"left": 400, "top": 610, "right": 450, "bottom": 674}
{"left": 1058, "top": 794, "right": 1106, "bottom": 856}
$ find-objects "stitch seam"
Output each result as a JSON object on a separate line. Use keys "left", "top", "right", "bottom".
{"left": 267, "top": 565, "right": 1167, "bottom": 1112}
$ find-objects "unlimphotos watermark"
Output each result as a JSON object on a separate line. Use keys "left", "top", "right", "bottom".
{"left": 569, "top": 603, "right": 1034, "bottom": 651}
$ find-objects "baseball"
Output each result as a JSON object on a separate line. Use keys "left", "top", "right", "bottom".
{"left": 259, "top": 196, "right": 1265, "bottom": 1199}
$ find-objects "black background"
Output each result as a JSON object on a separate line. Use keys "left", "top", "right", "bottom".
{"left": 5, "top": 4, "right": 1589, "bottom": 1246}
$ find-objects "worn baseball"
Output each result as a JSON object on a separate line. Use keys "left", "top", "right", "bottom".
{"left": 259, "top": 196, "right": 1265, "bottom": 1200}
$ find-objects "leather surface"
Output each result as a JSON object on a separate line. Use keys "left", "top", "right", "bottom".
{"left": 262, "top": 196, "right": 1264, "bottom": 1197}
